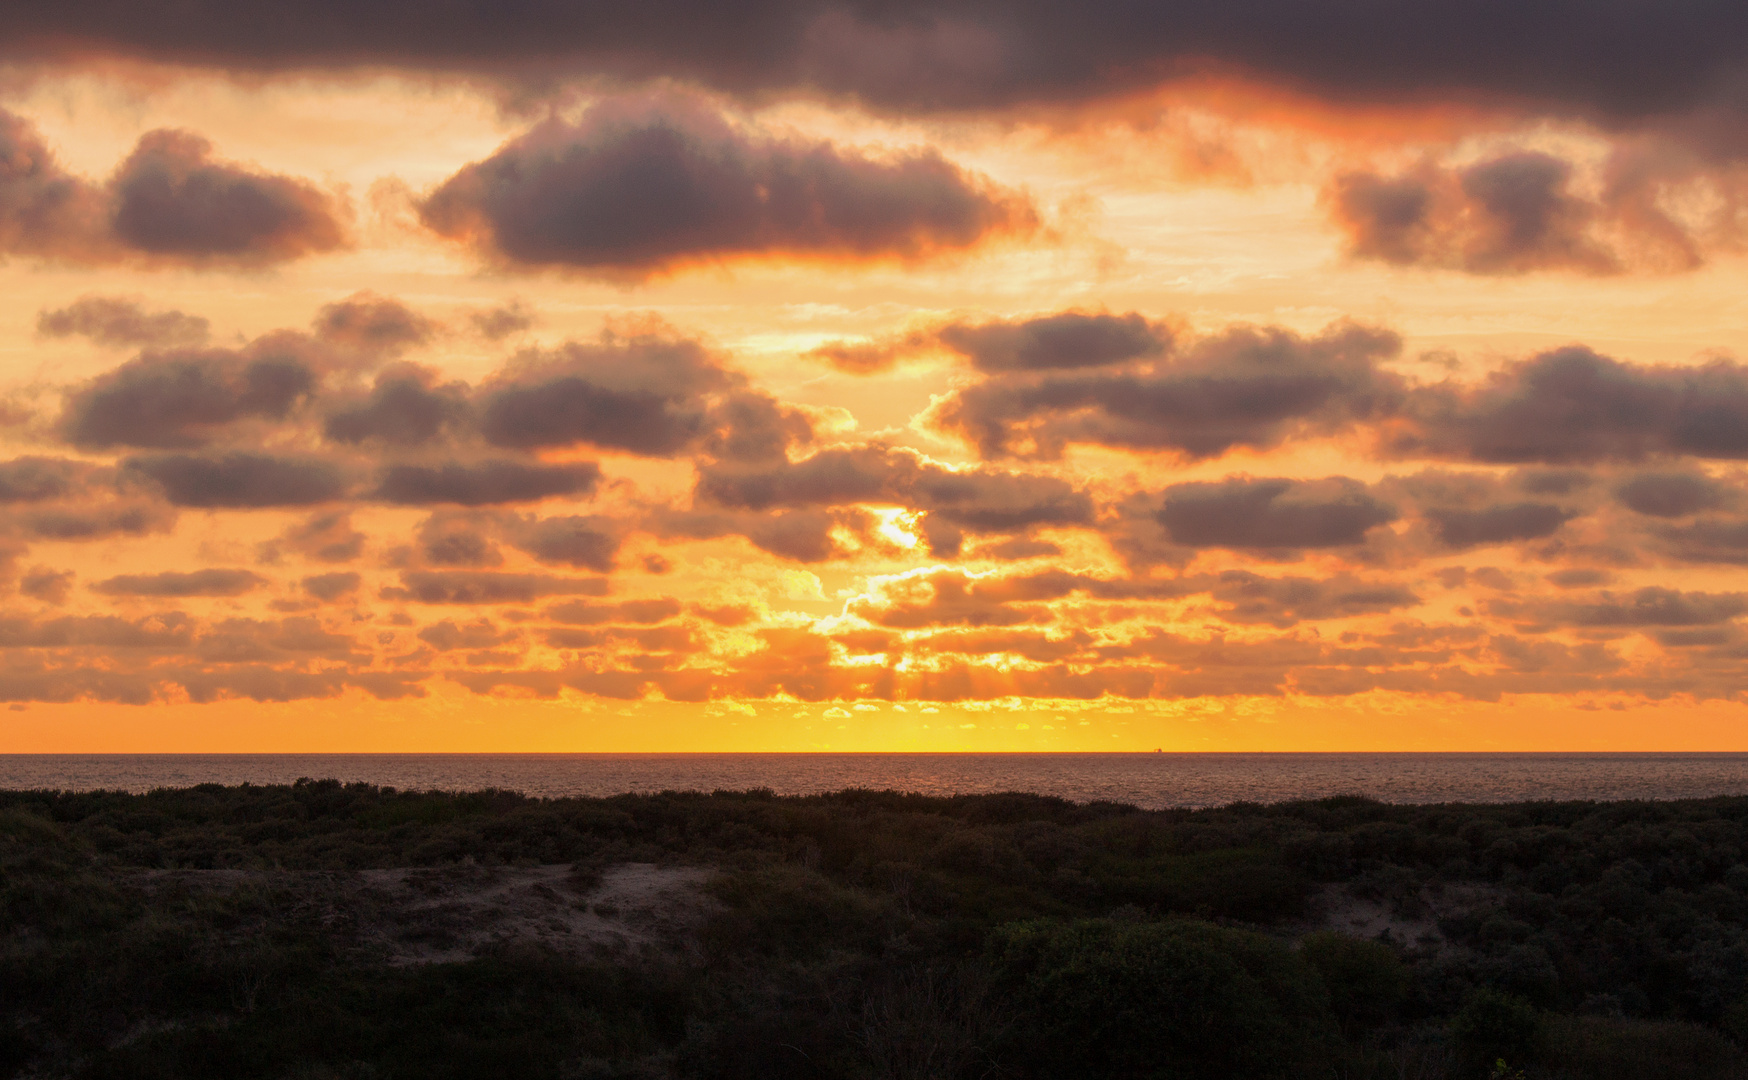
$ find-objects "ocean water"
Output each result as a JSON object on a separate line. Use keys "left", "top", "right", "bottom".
{"left": 2, "top": 753, "right": 1747, "bottom": 809}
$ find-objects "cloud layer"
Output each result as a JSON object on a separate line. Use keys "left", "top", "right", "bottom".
{"left": 3, "top": 293, "right": 1746, "bottom": 712}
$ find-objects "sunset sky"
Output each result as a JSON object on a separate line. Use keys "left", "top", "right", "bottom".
{"left": 4, "top": 1, "right": 1748, "bottom": 751}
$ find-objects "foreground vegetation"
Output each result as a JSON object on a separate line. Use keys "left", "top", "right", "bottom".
{"left": 6, "top": 781, "right": 1748, "bottom": 1078}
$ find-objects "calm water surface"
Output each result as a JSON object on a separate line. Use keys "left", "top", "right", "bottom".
{"left": 3, "top": 753, "right": 1747, "bottom": 808}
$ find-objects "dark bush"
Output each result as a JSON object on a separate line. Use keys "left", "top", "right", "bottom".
{"left": 990, "top": 917, "right": 1335, "bottom": 1080}
{"left": 1299, "top": 932, "right": 1409, "bottom": 1036}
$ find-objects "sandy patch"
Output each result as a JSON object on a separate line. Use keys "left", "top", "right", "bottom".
{"left": 1307, "top": 881, "right": 1505, "bottom": 951}
{"left": 127, "top": 862, "right": 717, "bottom": 965}
{"left": 353, "top": 862, "right": 716, "bottom": 964}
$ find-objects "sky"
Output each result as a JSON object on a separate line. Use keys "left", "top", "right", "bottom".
{"left": 3, "top": 2, "right": 1748, "bottom": 751}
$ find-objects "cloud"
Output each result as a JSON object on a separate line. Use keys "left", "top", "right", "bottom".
{"left": 1493, "top": 587, "right": 1748, "bottom": 629}
{"left": 695, "top": 444, "right": 1092, "bottom": 556}
{"left": 7, "top": 1, "right": 1748, "bottom": 135}
{"left": 371, "top": 460, "right": 601, "bottom": 506}
{"left": 323, "top": 366, "right": 470, "bottom": 447}
{"left": 302, "top": 571, "right": 361, "bottom": 602}
{"left": 126, "top": 453, "right": 347, "bottom": 507}
{"left": 60, "top": 346, "right": 317, "bottom": 449}
{"left": 1209, "top": 571, "right": 1422, "bottom": 627}
{"left": 91, "top": 567, "right": 264, "bottom": 597}
{"left": 311, "top": 292, "right": 434, "bottom": 353}
{"left": 471, "top": 300, "right": 536, "bottom": 341}
{"left": 14, "top": 501, "right": 174, "bottom": 541}
{"left": 1648, "top": 517, "right": 1748, "bottom": 564}
{"left": 1401, "top": 347, "right": 1748, "bottom": 463}
{"left": 544, "top": 598, "right": 682, "bottom": 625}
{"left": 0, "top": 109, "right": 345, "bottom": 266}
{"left": 17, "top": 566, "right": 75, "bottom": 604}
{"left": 1155, "top": 476, "right": 1396, "bottom": 550}
{"left": 381, "top": 570, "right": 608, "bottom": 604}
{"left": 814, "top": 311, "right": 1172, "bottom": 376}
{"left": 419, "top": 97, "right": 1034, "bottom": 276}
{"left": 414, "top": 511, "right": 503, "bottom": 567}
{"left": 107, "top": 129, "right": 346, "bottom": 264}
{"left": 1425, "top": 502, "right": 1575, "bottom": 547}
{"left": 507, "top": 514, "right": 622, "bottom": 571}
{"left": 1615, "top": 471, "right": 1728, "bottom": 517}
{"left": 1330, "top": 153, "right": 1616, "bottom": 275}
{"left": 267, "top": 512, "right": 365, "bottom": 563}
{"left": 0, "top": 108, "right": 106, "bottom": 259}
{"left": 932, "top": 319, "right": 1404, "bottom": 460}
{"left": 417, "top": 617, "right": 515, "bottom": 651}
{"left": 37, "top": 295, "right": 210, "bottom": 348}
{"left": 0, "top": 457, "right": 90, "bottom": 503}
{"left": 477, "top": 325, "right": 732, "bottom": 453}
{"left": 937, "top": 311, "right": 1171, "bottom": 372}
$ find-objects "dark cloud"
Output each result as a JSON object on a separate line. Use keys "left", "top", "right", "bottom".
{"left": 0, "top": 457, "right": 89, "bottom": 503}
{"left": 107, "top": 129, "right": 346, "bottom": 264}
{"left": 1495, "top": 587, "right": 1748, "bottom": 628}
{"left": 508, "top": 515, "right": 622, "bottom": 571}
{"left": 544, "top": 598, "right": 682, "bottom": 625}
{"left": 419, "top": 98, "right": 1032, "bottom": 276}
{"left": 302, "top": 571, "right": 361, "bottom": 601}
{"left": 0, "top": 110, "right": 342, "bottom": 266}
{"left": 1402, "top": 347, "right": 1748, "bottom": 463}
{"left": 0, "top": 612, "right": 196, "bottom": 650}
{"left": 37, "top": 295, "right": 209, "bottom": 348}
{"left": 937, "top": 312, "right": 1170, "bottom": 373}
{"left": 1650, "top": 517, "right": 1748, "bottom": 564}
{"left": 811, "top": 313, "right": 1171, "bottom": 377}
{"left": 1331, "top": 153, "right": 1614, "bottom": 275}
{"left": 1425, "top": 502, "right": 1574, "bottom": 547}
{"left": 0, "top": 108, "right": 106, "bottom": 259}
{"left": 16, "top": 501, "right": 174, "bottom": 541}
{"left": 478, "top": 328, "right": 731, "bottom": 454}
{"left": 1210, "top": 571, "right": 1422, "bottom": 628}
{"left": 372, "top": 460, "right": 601, "bottom": 506}
{"left": 933, "top": 320, "right": 1403, "bottom": 460}
{"left": 126, "top": 453, "right": 347, "bottom": 507}
{"left": 17, "top": 566, "right": 75, "bottom": 604}
{"left": 1546, "top": 568, "right": 1615, "bottom": 589}
{"left": 92, "top": 567, "right": 264, "bottom": 597}
{"left": 4, "top": 0, "right": 1747, "bottom": 132}
{"left": 415, "top": 512, "right": 502, "bottom": 567}
{"left": 1156, "top": 476, "right": 1396, "bottom": 550}
{"left": 382, "top": 570, "right": 607, "bottom": 604}
{"left": 324, "top": 367, "right": 469, "bottom": 447}
{"left": 417, "top": 617, "right": 515, "bottom": 651}
{"left": 471, "top": 300, "right": 536, "bottom": 341}
{"left": 312, "top": 292, "right": 434, "bottom": 353}
{"left": 60, "top": 346, "right": 317, "bottom": 449}
{"left": 702, "top": 392, "right": 816, "bottom": 465}
{"left": 267, "top": 512, "right": 365, "bottom": 563}
{"left": 1615, "top": 471, "right": 1727, "bottom": 517}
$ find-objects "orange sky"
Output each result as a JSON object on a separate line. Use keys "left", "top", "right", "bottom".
{"left": 3, "top": 15, "right": 1748, "bottom": 750}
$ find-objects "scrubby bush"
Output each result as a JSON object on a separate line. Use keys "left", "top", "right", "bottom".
{"left": 989, "top": 917, "right": 1335, "bottom": 1079}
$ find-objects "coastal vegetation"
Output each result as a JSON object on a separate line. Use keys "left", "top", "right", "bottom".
{"left": 5, "top": 781, "right": 1748, "bottom": 1078}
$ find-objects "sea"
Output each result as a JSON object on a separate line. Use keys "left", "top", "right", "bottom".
{"left": 2, "top": 753, "right": 1747, "bottom": 809}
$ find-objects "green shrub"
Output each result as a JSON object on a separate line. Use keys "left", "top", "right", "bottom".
{"left": 1540, "top": 1015, "right": 1748, "bottom": 1080}
{"left": 989, "top": 917, "right": 1335, "bottom": 1080}
{"left": 1299, "top": 932, "right": 1408, "bottom": 1036}
{"left": 1451, "top": 989, "right": 1540, "bottom": 1075}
